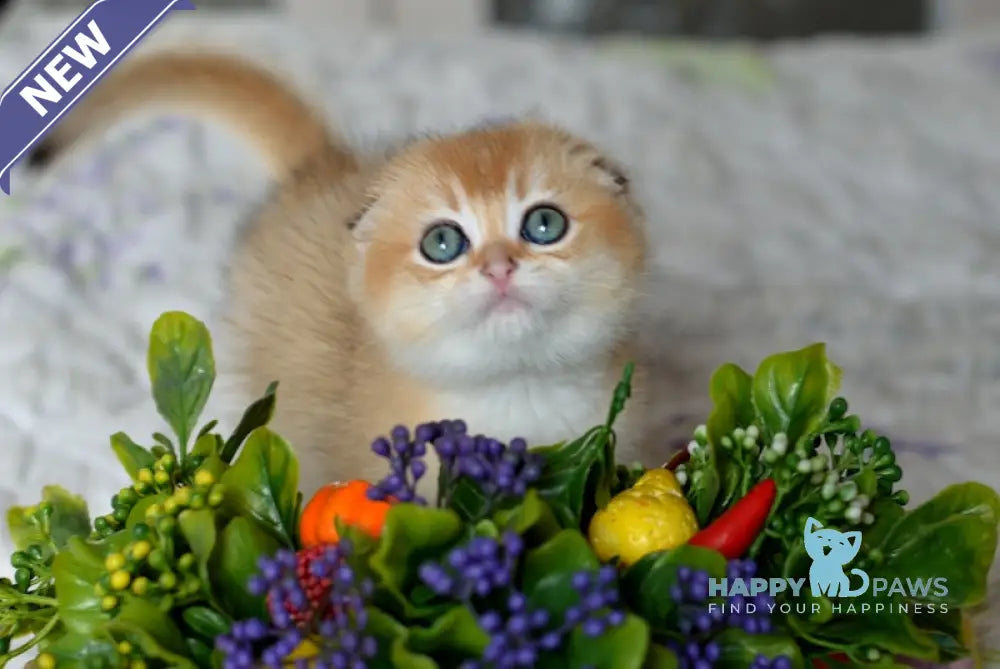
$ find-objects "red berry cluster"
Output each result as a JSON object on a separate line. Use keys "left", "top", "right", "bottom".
{"left": 268, "top": 544, "right": 334, "bottom": 626}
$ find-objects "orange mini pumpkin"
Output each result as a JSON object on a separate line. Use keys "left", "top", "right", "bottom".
{"left": 299, "top": 480, "right": 392, "bottom": 548}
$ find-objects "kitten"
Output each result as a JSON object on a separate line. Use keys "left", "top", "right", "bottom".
{"left": 29, "top": 52, "right": 650, "bottom": 496}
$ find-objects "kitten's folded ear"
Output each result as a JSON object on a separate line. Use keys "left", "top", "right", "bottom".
{"left": 591, "top": 155, "right": 630, "bottom": 196}
{"left": 804, "top": 517, "right": 823, "bottom": 534}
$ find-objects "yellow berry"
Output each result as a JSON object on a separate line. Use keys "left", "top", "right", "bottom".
{"left": 110, "top": 570, "right": 131, "bottom": 591}
{"left": 144, "top": 504, "right": 163, "bottom": 520}
{"left": 93, "top": 583, "right": 106, "bottom": 596}
{"left": 154, "top": 470, "right": 171, "bottom": 486}
{"left": 159, "top": 454, "right": 176, "bottom": 471}
{"left": 37, "top": 653, "right": 56, "bottom": 669}
{"left": 130, "top": 661, "right": 147, "bottom": 669}
{"left": 193, "top": 470, "right": 215, "bottom": 487}
{"left": 163, "top": 498, "right": 179, "bottom": 515}
{"left": 130, "top": 540, "right": 152, "bottom": 561}
{"left": 137, "top": 468, "right": 154, "bottom": 484}
{"left": 131, "top": 576, "right": 150, "bottom": 596}
{"left": 133, "top": 481, "right": 150, "bottom": 494}
{"left": 117, "top": 641, "right": 133, "bottom": 656}
{"left": 101, "top": 595, "right": 118, "bottom": 611}
{"left": 173, "top": 487, "right": 192, "bottom": 506}
{"left": 105, "top": 553, "right": 126, "bottom": 572}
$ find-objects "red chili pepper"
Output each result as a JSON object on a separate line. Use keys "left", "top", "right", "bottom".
{"left": 688, "top": 478, "right": 777, "bottom": 559}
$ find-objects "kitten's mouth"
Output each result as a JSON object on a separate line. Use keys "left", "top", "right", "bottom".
{"left": 483, "top": 291, "right": 531, "bottom": 315}
{"left": 823, "top": 545, "right": 832, "bottom": 556}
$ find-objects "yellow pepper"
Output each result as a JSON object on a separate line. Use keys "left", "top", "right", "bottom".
{"left": 588, "top": 469, "right": 698, "bottom": 567}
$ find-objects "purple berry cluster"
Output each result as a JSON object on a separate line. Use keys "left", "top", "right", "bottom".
{"left": 435, "top": 433, "right": 544, "bottom": 500}
{"left": 418, "top": 532, "right": 625, "bottom": 669}
{"left": 366, "top": 420, "right": 544, "bottom": 514}
{"left": 419, "top": 532, "right": 524, "bottom": 600}
{"left": 667, "top": 559, "right": 788, "bottom": 669}
{"left": 216, "top": 541, "right": 376, "bottom": 669}
{"left": 723, "top": 559, "right": 775, "bottom": 635}
{"left": 669, "top": 639, "right": 722, "bottom": 669}
{"left": 753, "top": 654, "right": 793, "bottom": 669}
{"left": 465, "top": 566, "right": 625, "bottom": 669}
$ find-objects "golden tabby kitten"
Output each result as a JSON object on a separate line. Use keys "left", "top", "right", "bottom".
{"left": 31, "top": 52, "right": 649, "bottom": 496}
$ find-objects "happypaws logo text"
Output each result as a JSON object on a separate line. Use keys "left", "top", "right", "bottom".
{"left": 803, "top": 517, "right": 869, "bottom": 597}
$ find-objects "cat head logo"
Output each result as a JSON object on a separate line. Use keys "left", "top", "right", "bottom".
{"left": 803, "top": 517, "right": 870, "bottom": 598}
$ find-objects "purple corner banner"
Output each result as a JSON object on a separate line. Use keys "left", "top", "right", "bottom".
{"left": 0, "top": 0, "right": 196, "bottom": 195}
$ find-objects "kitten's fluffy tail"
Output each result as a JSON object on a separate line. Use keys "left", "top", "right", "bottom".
{"left": 27, "top": 51, "right": 349, "bottom": 178}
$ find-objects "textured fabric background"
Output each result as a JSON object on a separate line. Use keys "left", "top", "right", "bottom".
{"left": 0, "top": 7, "right": 999, "bottom": 663}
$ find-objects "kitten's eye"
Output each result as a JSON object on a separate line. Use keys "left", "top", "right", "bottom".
{"left": 521, "top": 205, "right": 568, "bottom": 246}
{"left": 419, "top": 222, "right": 469, "bottom": 264}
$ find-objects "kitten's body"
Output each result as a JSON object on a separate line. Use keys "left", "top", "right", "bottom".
{"left": 32, "top": 52, "right": 649, "bottom": 495}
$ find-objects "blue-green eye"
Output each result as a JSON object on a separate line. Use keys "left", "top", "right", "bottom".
{"left": 419, "top": 221, "right": 469, "bottom": 264}
{"left": 521, "top": 205, "right": 568, "bottom": 246}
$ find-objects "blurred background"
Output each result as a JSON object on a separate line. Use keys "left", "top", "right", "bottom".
{"left": 8, "top": 0, "right": 1000, "bottom": 36}
{"left": 0, "top": 0, "right": 999, "bottom": 662}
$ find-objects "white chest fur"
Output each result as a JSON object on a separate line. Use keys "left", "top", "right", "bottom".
{"left": 432, "top": 368, "right": 616, "bottom": 448}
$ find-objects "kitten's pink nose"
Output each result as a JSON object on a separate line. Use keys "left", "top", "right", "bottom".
{"left": 480, "top": 250, "right": 518, "bottom": 293}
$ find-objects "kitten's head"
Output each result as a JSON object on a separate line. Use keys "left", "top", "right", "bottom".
{"left": 349, "top": 122, "right": 646, "bottom": 383}
{"left": 804, "top": 517, "right": 862, "bottom": 565}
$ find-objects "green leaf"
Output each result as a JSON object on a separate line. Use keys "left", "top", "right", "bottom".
{"left": 42, "top": 633, "right": 119, "bottom": 668}
{"left": 621, "top": 545, "right": 726, "bottom": 632}
{"left": 643, "top": 644, "right": 680, "bottom": 669}
{"left": 182, "top": 606, "right": 231, "bottom": 640}
{"left": 445, "top": 477, "right": 494, "bottom": 524}
{"left": 872, "top": 481, "right": 1000, "bottom": 607}
{"left": 7, "top": 486, "right": 91, "bottom": 551}
{"left": 211, "top": 517, "right": 281, "bottom": 620}
{"left": 126, "top": 493, "right": 169, "bottom": 529}
{"left": 52, "top": 534, "right": 129, "bottom": 635}
{"left": 221, "top": 381, "right": 278, "bottom": 463}
{"left": 190, "top": 432, "right": 221, "bottom": 459}
{"left": 522, "top": 531, "right": 601, "bottom": 623}
{"left": 531, "top": 425, "right": 618, "bottom": 530}
{"left": 405, "top": 605, "right": 490, "bottom": 660}
{"left": 44, "top": 486, "right": 92, "bottom": 548}
{"left": 567, "top": 613, "right": 650, "bottom": 669}
{"left": 714, "top": 629, "right": 805, "bottom": 669}
{"left": 687, "top": 441, "right": 722, "bottom": 526}
{"left": 706, "top": 363, "right": 754, "bottom": 446}
{"left": 177, "top": 508, "right": 220, "bottom": 604}
{"left": 110, "top": 432, "right": 156, "bottom": 481}
{"left": 522, "top": 529, "right": 600, "bottom": 595}
{"left": 146, "top": 311, "right": 216, "bottom": 451}
{"left": 369, "top": 504, "right": 464, "bottom": 618}
{"left": 785, "top": 592, "right": 938, "bottom": 660}
{"left": 751, "top": 343, "right": 841, "bottom": 445}
{"left": 108, "top": 598, "right": 194, "bottom": 666}
{"left": 220, "top": 427, "right": 299, "bottom": 547}
{"left": 493, "top": 489, "right": 561, "bottom": 546}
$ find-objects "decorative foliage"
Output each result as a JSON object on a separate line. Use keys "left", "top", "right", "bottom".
{"left": 1, "top": 312, "right": 997, "bottom": 669}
